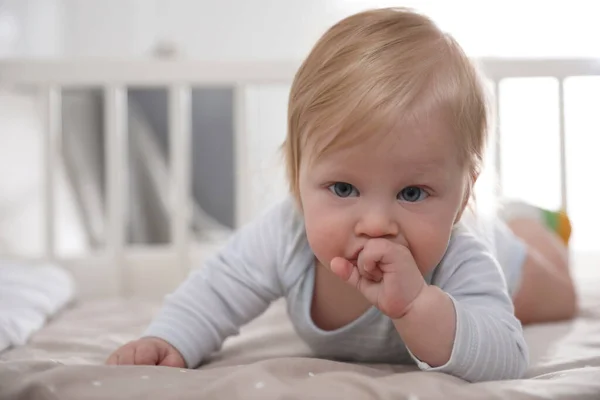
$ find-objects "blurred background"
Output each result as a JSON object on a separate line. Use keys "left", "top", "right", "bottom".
{"left": 0, "top": 0, "right": 598, "bottom": 258}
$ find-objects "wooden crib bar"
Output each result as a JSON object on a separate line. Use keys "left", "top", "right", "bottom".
{"left": 169, "top": 85, "right": 192, "bottom": 276}
{"left": 0, "top": 59, "right": 299, "bottom": 86}
{"left": 104, "top": 86, "right": 129, "bottom": 294}
{"left": 42, "top": 86, "right": 61, "bottom": 260}
{"left": 558, "top": 80, "right": 568, "bottom": 211}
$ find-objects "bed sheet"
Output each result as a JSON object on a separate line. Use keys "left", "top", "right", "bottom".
{"left": 1, "top": 261, "right": 599, "bottom": 400}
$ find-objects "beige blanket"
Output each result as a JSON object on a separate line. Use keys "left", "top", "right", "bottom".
{"left": 1, "top": 265, "right": 600, "bottom": 400}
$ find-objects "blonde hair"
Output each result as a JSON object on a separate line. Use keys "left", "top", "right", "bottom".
{"left": 284, "top": 8, "right": 489, "bottom": 203}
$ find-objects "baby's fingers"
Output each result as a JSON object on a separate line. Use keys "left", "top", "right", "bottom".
{"left": 105, "top": 352, "right": 119, "bottom": 366}
{"left": 331, "top": 257, "right": 368, "bottom": 292}
{"left": 133, "top": 342, "right": 160, "bottom": 365}
{"left": 357, "top": 248, "right": 383, "bottom": 282}
{"left": 330, "top": 257, "right": 354, "bottom": 281}
{"left": 106, "top": 345, "right": 135, "bottom": 365}
{"left": 361, "top": 261, "right": 383, "bottom": 282}
{"left": 331, "top": 256, "right": 382, "bottom": 306}
{"left": 159, "top": 352, "right": 186, "bottom": 368}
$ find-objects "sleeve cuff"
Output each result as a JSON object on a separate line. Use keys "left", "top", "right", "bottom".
{"left": 142, "top": 309, "right": 207, "bottom": 369}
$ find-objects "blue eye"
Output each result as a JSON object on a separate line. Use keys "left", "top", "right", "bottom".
{"left": 328, "top": 182, "right": 359, "bottom": 198}
{"left": 398, "top": 186, "right": 428, "bottom": 202}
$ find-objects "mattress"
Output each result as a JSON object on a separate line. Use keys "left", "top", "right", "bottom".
{"left": 1, "top": 258, "right": 599, "bottom": 400}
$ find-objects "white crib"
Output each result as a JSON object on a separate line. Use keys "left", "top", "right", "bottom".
{"left": 0, "top": 57, "right": 598, "bottom": 300}
{"left": 2, "top": 58, "right": 600, "bottom": 400}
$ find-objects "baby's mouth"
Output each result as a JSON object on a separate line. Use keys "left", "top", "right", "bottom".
{"left": 348, "top": 248, "right": 363, "bottom": 266}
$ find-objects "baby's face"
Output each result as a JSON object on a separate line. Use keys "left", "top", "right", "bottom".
{"left": 298, "top": 114, "right": 468, "bottom": 276}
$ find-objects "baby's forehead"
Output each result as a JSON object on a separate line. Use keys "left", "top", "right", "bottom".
{"left": 309, "top": 112, "right": 460, "bottom": 165}
{"left": 307, "top": 139, "right": 460, "bottom": 184}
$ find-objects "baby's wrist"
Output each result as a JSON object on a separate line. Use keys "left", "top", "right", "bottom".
{"left": 391, "top": 284, "right": 437, "bottom": 322}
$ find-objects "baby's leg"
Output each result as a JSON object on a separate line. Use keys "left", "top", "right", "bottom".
{"left": 503, "top": 205, "right": 577, "bottom": 325}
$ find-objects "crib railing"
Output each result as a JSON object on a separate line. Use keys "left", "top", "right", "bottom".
{"left": 480, "top": 58, "right": 600, "bottom": 212}
{"left": 1, "top": 57, "right": 598, "bottom": 299}
{"left": 0, "top": 59, "right": 298, "bottom": 298}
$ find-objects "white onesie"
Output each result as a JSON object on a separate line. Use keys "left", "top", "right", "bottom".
{"left": 143, "top": 196, "right": 529, "bottom": 382}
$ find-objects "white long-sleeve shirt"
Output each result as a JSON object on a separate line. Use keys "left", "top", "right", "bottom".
{"left": 144, "top": 197, "right": 529, "bottom": 382}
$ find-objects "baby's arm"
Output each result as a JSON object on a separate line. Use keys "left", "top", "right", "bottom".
{"left": 332, "top": 233, "right": 527, "bottom": 381}
{"left": 130, "top": 200, "right": 292, "bottom": 368}
{"left": 391, "top": 283, "right": 455, "bottom": 367}
{"left": 405, "top": 228, "right": 529, "bottom": 382}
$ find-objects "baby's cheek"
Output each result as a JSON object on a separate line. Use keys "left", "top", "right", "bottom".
{"left": 304, "top": 215, "right": 340, "bottom": 266}
{"left": 410, "top": 227, "right": 452, "bottom": 275}
{"left": 305, "top": 223, "right": 331, "bottom": 262}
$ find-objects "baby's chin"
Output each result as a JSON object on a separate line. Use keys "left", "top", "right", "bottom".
{"left": 312, "top": 256, "right": 330, "bottom": 270}
{"left": 313, "top": 255, "right": 343, "bottom": 271}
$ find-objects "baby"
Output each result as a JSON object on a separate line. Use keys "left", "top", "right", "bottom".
{"left": 107, "top": 8, "right": 577, "bottom": 382}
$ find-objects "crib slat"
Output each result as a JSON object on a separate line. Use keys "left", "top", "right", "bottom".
{"left": 169, "top": 85, "right": 192, "bottom": 273}
{"left": 493, "top": 80, "right": 503, "bottom": 197}
{"left": 558, "top": 79, "right": 568, "bottom": 211}
{"left": 104, "top": 86, "right": 128, "bottom": 294}
{"left": 233, "top": 85, "right": 249, "bottom": 227}
{"left": 42, "top": 87, "right": 61, "bottom": 260}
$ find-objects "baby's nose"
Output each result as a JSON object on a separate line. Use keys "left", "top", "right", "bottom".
{"left": 355, "top": 209, "right": 399, "bottom": 238}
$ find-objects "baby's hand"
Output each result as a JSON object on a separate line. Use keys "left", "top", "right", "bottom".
{"left": 106, "top": 337, "right": 186, "bottom": 368}
{"left": 330, "top": 239, "right": 426, "bottom": 319}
